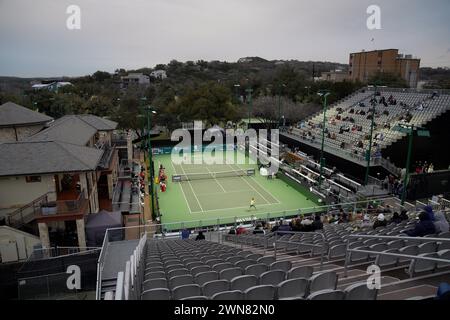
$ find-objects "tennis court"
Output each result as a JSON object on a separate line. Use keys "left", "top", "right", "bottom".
{"left": 154, "top": 150, "right": 321, "bottom": 229}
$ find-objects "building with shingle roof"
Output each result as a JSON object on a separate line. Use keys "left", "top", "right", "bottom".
{"left": 0, "top": 102, "right": 54, "bottom": 143}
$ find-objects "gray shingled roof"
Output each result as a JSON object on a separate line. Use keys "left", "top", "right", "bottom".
{"left": 0, "top": 141, "right": 103, "bottom": 177}
{"left": 0, "top": 102, "right": 53, "bottom": 127}
{"left": 27, "top": 115, "right": 118, "bottom": 145}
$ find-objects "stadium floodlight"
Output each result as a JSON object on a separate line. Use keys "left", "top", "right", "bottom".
{"left": 277, "top": 83, "right": 287, "bottom": 129}
{"left": 245, "top": 88, "right": 253, "bottom": 129}
{"left": 316, "top": 91, "right": 330, "bottom": 190}
{"left": 392, "top": 124, "right": 431, "bottom": 204}
{"left": 144, "top": 106, "right": 157, "bottom": 219}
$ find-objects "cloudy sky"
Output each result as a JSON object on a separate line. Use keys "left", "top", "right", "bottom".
{"left": 0, "top": 0, "right": 449, "bottom": 77}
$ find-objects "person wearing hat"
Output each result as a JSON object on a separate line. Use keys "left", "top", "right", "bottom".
{"left": 373, "top": 213, "right": 387, "bottom": 229}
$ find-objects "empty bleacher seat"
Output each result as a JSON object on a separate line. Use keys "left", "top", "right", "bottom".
{"left": 143, "top": 278, "right": 167, "bottom": 291}
{"left": 245, "top": 264, "right": 268, "bottom": 277}
{"left": 202, "top": 280, "right": 230, "bottom": 297}
{"left": 307, "top": 289, "right": 345, "bottom": 300}
{"left": 211, "top": 290, "right": 244, "bottom": 300}
{"left": 219, "top": 267, "right": 243, "bottom": 281}
{"left": 172, "top": 284, "right": 202, "bottom": 300}
{"left": 344, "top": 282, "right": 378, "bottom": 300}
{"left": 309, "top": 271, "right": 338, "bottom": 293}
{"left": 260, "top": 270, "right": 286, "bottom": 286}
{"left": 244, "top": 285, "right": 276, "bottom": 300}
{"left": 277, "top": 278, "right": 309, "bottom": 299}
{"left": 287, "top": 265, "right": 313, "bottom": 279}
{"left": 195, "top": 271, "right": 219, "bottom": 286}
{"left": 270, "top": 260, "right": 292, "bottom": 272}
{"left": 230, "top": 275, "right": 258, "bottom": 291}
{"left": 169, "top": 275, "right": 194, "bottom": 290}
{"left": 141, "top": 288, "right": 170, "bottom": 300}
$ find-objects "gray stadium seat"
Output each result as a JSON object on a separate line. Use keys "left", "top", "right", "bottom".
{"left": 191, "top": 265, "right": 211, "bottom": 276}
{"left": 270, "top": 261, "right": 292, "bottom": 272}
{"left": 143, "top": 278, "right": 167, "bottom": 291}
{"left": 257, "top": 256, "right": 276, "bottom": 266}
{"left": 212, "top": 290, "right": 244, "bottom": 300}
{"left": 439, "top": 231, "right": 450, "bottom": 238}
{"left": 180, "top": 296, "right": 208, "bottom": 300}
{"left": 226, "top": 256, "right": 244, "bottom": 264}
{"left": 407, "top": 253, "right": 438, "bottom": 277}
{"left": 235, "top": 260, "right": 257, "bottom": 270}
{"left": 146, "top": 262, "right": 163, "bottom": 268}
{"left": 398, "top": 245, "right": 419, "bottom": 263}
{"left": 244, "top": 285, "right": 276, "bottom": 300}
{"left": 387, "top": 240, "right": 404, "bottom": 250}
{"left": 212, "top": 263, "right": 234, "bottom": 273}
{"left": 369, "top": 243, "right": 388, "bottom": 258}
{"left": 307, "top": 289, "right": 345, "bottom": 300}
{"left": 259, "top": 270, "right": 286, "bottom": 286}
{"left": 186, "top": 262, "right": 204, "bottom": 270}
{"left": 437, "top": 250, "right": 450, "bottom": 269}
{"left": 247, "top": 253, "right": 263, "bottom": 260}
{"left": 169, "top": 275, "right": 194, "bottom": 290}
{"left": 145, "top": 266, "right": 164, "bottom": 274}
{"left": 206, "top": 259, "right": 223, "bottom": 267}
{"left": 202, "top": 280, "right": 230, "bottom": 297}
{"left": 166, "top": 264, "right": 185, "bottom": 273}
{"left": 375, "top": 249, "right": 399, "bottom": 268}
{"left": 167, "top": 268, "right": 189, "bottom": 279}
{"left": 172, "top": 284, "right": 202, "bottom": 300}
{"left": 245, "top": 264, "right": 268, "bottom": 277}
{"left": 277, "top": 278, "right": 309, "bottom": 299}
{"left": 219, "top": 267, "right": 243, "bottom": 281}
{"left": 230, "top": 275, "right": 258, "bottom": 291}
{"left": 145, "top": 271, "right": 166, "bottom": 280}
{"left": 195, "top": 271, "right": 219, "bottom": 286}
{"left": 344, "top": 282, "right": 378, "bottom": 300}
{"left": 309, "top": 271, "right": 338, "bottom": 293}
{"left": 349, "top": 246, "right": 370, "bottom": 262}
{"left": 141, "top": 288, "right": 170, "bottom": 300}
{"left": 328, "top": 244, "right": 347, "bottom": 259}
{"left": 418, "top": 242, "right": 438, "bottom": 254}
{"left": 287, "top": 266, "right": 313, "bottom": 279}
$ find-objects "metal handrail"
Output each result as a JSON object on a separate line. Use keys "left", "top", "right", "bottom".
{"left": 343, "top": 234, "right": 450, "bottom": 277}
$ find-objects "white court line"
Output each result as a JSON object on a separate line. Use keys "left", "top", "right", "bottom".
{"left": 169, "top": 161, "right": 193, "bottom": 214}
{"left": 179, "top": 162, "right": 204, "bottom": 212}
{"left": 230, "top": 163, "right": 281, "bottom": 205}
{"left": 224, "top": 163, "right": 271, "bottom": 205}
{"left": 205, "top": 166, "right": 227, "bottom": 193}
{"left": 190, "top": 202, "right": 279, "bottom": 214}
{"left": 195, "top": 189, "right": 253, "bottom": 197}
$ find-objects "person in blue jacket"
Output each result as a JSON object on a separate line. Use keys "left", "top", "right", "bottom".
{"left": 423, "top": 205, "right": 435, "bottom": 221}
{"left": 404, "top": 211, "right": 436, "bottom": 237}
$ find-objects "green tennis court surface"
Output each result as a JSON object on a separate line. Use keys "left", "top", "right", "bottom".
{"left": 154, "top": 151, "right": 321, "bottom": 230}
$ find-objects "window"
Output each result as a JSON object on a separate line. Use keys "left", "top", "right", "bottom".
{"left": 26, "top": 176, "right": 41, "bottom": 183}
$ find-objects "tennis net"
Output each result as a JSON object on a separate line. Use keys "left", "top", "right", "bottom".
{"left": 172, "top": 168, "right": 255, "bottom": 182}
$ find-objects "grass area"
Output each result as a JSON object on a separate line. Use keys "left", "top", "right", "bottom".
{"left": 153, "top": 150, "right": 321, "bottom": 230}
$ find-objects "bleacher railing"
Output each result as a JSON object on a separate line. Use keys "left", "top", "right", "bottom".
{"left": 343, "top": 234, "right": 450, "bottom": 277}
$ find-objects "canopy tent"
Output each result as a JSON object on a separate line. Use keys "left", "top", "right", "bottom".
{"left": 85, "top": 210, "right": 123, "bottom": 246}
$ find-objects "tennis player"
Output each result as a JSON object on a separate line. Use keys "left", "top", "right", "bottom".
{"left": 249, "top": 197, "right": 256, "bottom": 211}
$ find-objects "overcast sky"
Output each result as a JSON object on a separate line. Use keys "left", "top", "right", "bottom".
{"left": 0, "top": 0, "right": 449, "bottom": 77}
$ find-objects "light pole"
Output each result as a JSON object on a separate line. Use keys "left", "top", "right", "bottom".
{"left": 234, "top": 84, "right": 241, "bottom": 103}
{"left": 317, "top": 91, "right": 330, "bottom": 190}
{"left": 277, "top": 84, "right": 286, "bottom": 128}
{"left": 246, "top": 88, "right": 253, "bottom": 130}
{"left": 145, "top": 106, "right": 157, "bottom": 220}
{"left": 364, "top": 85, "right": 377, "bottom": 185}
{"left": 392, "top": 124, "right": 430, "bottom": 205}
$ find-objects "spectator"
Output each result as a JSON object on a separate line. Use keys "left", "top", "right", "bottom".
{"left": 404, "top": 212, "right": 436, "bottom": 237}
{"left": 278, "top": 220, "right": 292, "bottom": 232}
{"left": 390, "top": 212, "right": 402, "bottom": 224}
{"left": 271, "top": 220, "right": 281, "bottom": 232}
{"left": 373, "top": 214, "right": 387, "bottom": 229}
{"left": 434, "top": 212, "right": 449, "bottom": 234}
{"left": 312, "top": 215, "right": 323, "bottom": 230}
{"left": 195, "top": 231, "right": 205, "bottom": 241}
{"left": 253, "top": 224, "right": 265, "bottom": 235}
{"left": 423, "top": 205, "right": 436, "bottom": 221}
{"left": 399, "top": 210, "right": 409, "bottom": 221}
{"left": 236, "top": 224, "right": 247, "bottom": 235}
